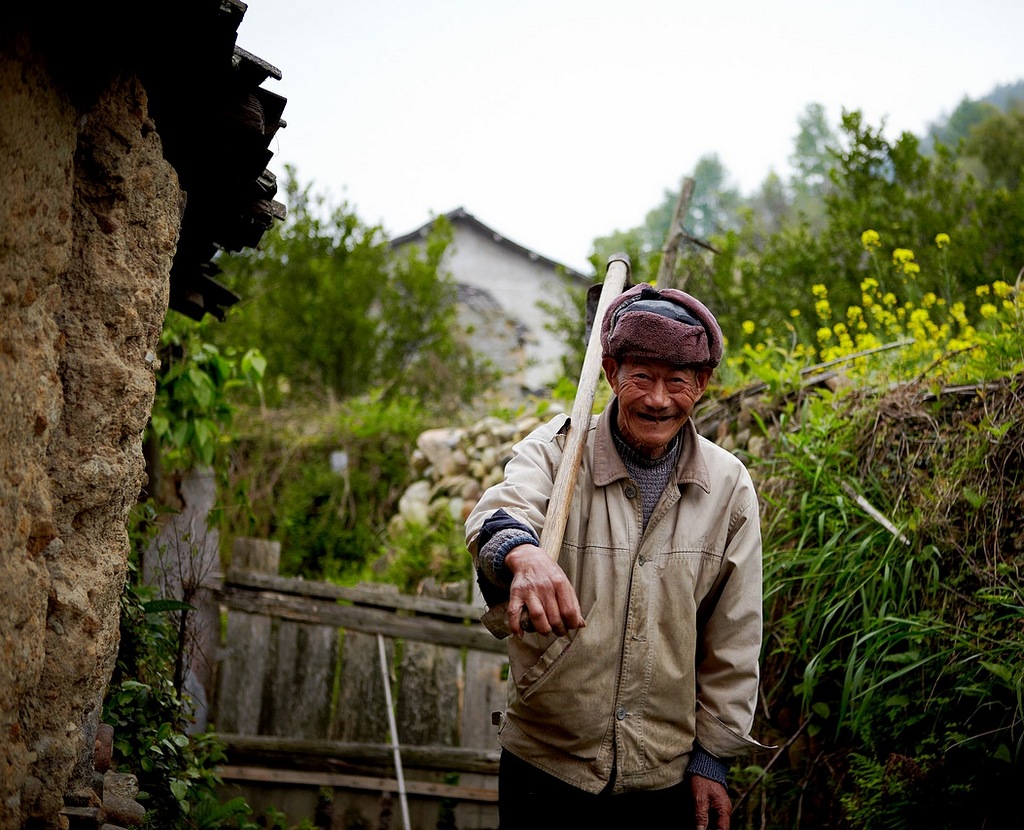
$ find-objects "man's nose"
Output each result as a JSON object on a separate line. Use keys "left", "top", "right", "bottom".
{"left": 644, "top": 379, "right": 671, "bottom": 406}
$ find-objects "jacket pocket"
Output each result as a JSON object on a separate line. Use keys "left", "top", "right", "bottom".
{"left": 510, "top": 626, "right": 581, "bottom": 697}
{"left": 508, "top": 597, "right": 601, "bottom": 696}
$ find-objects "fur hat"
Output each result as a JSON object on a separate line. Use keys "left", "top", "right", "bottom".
{"left": 601, "top": 284, "right": 723, "bottom": 368}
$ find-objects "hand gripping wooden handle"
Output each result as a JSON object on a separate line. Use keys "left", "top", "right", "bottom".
{"left": 480, "top": 254, "right": 631, "bottom": 638}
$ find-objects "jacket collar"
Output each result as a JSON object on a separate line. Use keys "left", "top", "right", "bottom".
{"left": 592, "top": 399, "right": 712, "bottom": 494}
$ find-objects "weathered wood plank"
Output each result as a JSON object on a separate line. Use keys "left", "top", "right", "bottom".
{"left": 216, "top": 586, "right": 506, "bottom": 654}
{"left": 334, "top": 631, "right": 390, "bottom": 743}
{"left": 224, "top": 569, "right": 480, "bottom": 620}
{"left": 217, "top": 733, "right": 500, "bottom": 774}
{"left": 218, "top": 766, "right": 498, "bottom": 803}
{"left": 460, "top": 650, "right": 505, "bottom": 752}
{"left": 396, "top": 582, "right": 462, "bottom": 747}
{"left": 214, "top": 611, "right": 272, "bottom": 733}
{"left": 262, "top": 619, "right": 338, "bottom": 738}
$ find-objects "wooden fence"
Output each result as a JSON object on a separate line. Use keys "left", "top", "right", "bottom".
{"left": 210, "top": 538, "right": 506, "bottom": 830}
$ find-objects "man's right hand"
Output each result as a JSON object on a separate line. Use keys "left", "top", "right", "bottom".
{"left": 503, "top": 544, "right": 585, "bottom": 638}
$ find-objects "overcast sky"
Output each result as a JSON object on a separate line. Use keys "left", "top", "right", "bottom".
{"left": 237, "top": 0, "right": 1023, "bottom": 273}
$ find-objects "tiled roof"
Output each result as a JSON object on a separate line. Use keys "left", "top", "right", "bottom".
{"left": 391, "top": 207, "right": 590, "bottom": 284}
{"left": 23, "top": 0, "right": 288, "bottom": 320}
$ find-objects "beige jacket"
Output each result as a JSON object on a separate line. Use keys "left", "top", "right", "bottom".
{"left": 466, "top": 406, "right": 767, "bottom": 793}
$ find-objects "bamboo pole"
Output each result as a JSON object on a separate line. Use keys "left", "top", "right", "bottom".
{"left": 377, "top": 634, "right": 410, "bottom": 830}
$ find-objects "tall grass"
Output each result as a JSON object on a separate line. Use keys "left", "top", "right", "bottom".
{"left": 729, "top": 266, "right": 1023, "bottom": 828}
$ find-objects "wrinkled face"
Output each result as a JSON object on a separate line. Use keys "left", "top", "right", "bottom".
{"left": 604, "top": 356, "right": 712, "bottom": 458}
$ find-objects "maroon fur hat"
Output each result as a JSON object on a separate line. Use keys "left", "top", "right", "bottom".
{"left": 601, "top": 284, "right": 723, "bottom": 368}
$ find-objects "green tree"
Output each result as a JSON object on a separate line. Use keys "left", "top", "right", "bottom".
{"left": 925, "top": 95, "right": 1000, "bottom": 153}
{"left": 788, "top": 102, "right": 838, "bottom": 224}
{"left": 790, "top": 102, "right": 837, "bottom": 192}
{"left": 645, "top": 155, "right": 742, "bottom": 246}
{"left": 215, "top": 171, "right": 492, "bottom": 415}
{"left": 963, "top": 101, "right": 1024, "bottom": 190}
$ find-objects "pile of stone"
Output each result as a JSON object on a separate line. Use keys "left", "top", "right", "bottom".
{"left": 389, "top": 412, "right": 553, "bottom": 538}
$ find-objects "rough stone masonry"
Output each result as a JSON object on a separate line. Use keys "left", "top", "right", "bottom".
{"left": 1, "top": 29, "right": 177, "bottom": 827}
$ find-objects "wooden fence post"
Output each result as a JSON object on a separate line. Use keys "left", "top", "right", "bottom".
{"left": 213, "top": 538, "right": 281, "bottom": 733}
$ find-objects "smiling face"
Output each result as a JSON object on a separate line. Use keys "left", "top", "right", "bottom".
{"left": 603, "top": 356, "right": 712, "bottom": 458}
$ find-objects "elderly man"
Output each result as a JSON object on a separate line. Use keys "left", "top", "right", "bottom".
{"left": 466, "top": 284, "right": 767, "bottom": 829}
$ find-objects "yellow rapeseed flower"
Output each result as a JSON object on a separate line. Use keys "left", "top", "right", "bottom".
{"left": 742, "top": 320, "right": 756, "bottom": 335}
{"left": 860, "top": 277, "right": 879, "bottom": 292}
{"left": 892, "top": 248, "right": 915, "bottom": 265}
{"left": 817, "top": 327, "right": 833, "bottom": 342}
{"left": 811, "top": 283, "right": 828, "bottom": 298}
{"left": 976, "top": 285, "right": 991, "bottom": 296}
{"left": 789, "top": 308, "right": 801, "bottom": 318}
{"left": 993, "top": 280, "right": 1014, "bottom": 299}
{"left": 861, "top": 229, "right": 881, "bottom": 249}
{"left": 980, "top": 303, "right": 998, "bottom": 319}
{"left": 903, "top": 262, "right": 921, "bottom": 275}
{"left": 935, "top": 232, "right": 950, "bottom": 249}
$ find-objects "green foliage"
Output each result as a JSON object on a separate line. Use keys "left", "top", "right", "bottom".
{"left": 925, "top": 96, "right": 1001, "bottom": 154}
{"left": 594, "top": 100, "right": 1024, "bottom": 363}
{"left": 746, "top": 372, "right": 1022, "bottom": 827}
{"left": 378, "top": 509, "right": 471, "bottom": 594}
{"left": 790, "top": 102, "right": 839, "bottom": 199}
{"left": 149, "top": 312, "right": 267, "bottom": 472}
{"left": 589, "top": 227, "right": 654, "bottom": 286}
{"left": 590, "top": 155, "right": 744, "bottom": 293}
{"left": 104, "top": 507, "right": 238, "bottom": 827}
{"left": 213, "top": 170, "right": 494, "bottom": 415}
{"left": 222, "top": 395, "right": 435, "bottom": 581}
{"left": 963, "top": 101, "right": 1024, "bottom": 190}
{"left": 538, "top": 277, "right": 589, "bottom": 382}
{"left": 105, "top": 506, "right": 325, "bottom": 829}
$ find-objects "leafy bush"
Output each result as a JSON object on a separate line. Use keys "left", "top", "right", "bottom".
{"left": 221, "top": 395, "right": 435, "bottom": 581}
{"left": 105, "top": 506, "right": 326, "bottom": 829}
{"left": 149, "top": 312, "right": 266, "bottom": 473}
{"left": 104, "top": 508, "right": 239, "bottom": 828}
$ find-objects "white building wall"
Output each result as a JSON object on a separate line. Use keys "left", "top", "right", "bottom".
{"left": 445, "top": 224, "right": 581, "bottom": 391}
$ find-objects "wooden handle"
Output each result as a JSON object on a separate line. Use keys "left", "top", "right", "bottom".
{"left": 481, "top": 254, "right": 631, "bottom": 638}
{"left": 539, "top": 254, "right": 629, "bottom": 556}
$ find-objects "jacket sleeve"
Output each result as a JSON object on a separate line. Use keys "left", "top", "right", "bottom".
{"left": 472, "top": 510, "right": 540, "bottom": 607}
{"left": 694, "top": 465, "right": 773, "bottom": 758}
{"left": 465, "top": 414, "right": 568, "bottom": 599}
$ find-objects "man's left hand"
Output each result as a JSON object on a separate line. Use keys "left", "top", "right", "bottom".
{"left": 690, "top": 774, "right": 731, "bottom": 830}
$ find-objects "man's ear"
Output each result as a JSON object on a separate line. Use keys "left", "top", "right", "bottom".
{"left": 694, "top": 367, "right": 713, "bottom": 396}
{"left": 602, "top": 357, "right": 620, "bottom": 393}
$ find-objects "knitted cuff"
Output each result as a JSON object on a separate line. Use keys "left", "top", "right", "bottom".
{"left": 477, "top": 528, "right": 539, "bottom": 588}
{"left": 688, "top": 745, "right": 730, "bottom": 786}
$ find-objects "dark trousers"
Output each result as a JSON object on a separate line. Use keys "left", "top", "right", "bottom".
{"left": 498, "top": 749, "right": 695, "bottom": 829}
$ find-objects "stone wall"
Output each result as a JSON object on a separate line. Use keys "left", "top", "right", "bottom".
{"left": 1, "top": 30, "right": 177, "bottom": 828}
